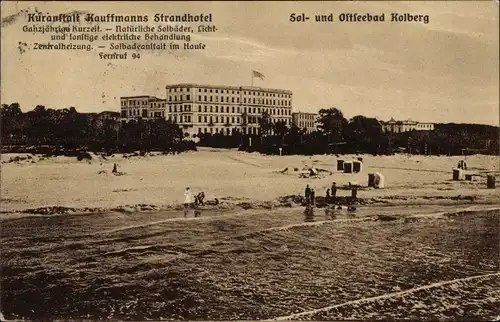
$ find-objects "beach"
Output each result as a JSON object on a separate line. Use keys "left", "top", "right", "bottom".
{"left": 1, "top": 148, "right": 499, "bottom": 320}
{"left": 1, "top": 148, "right": 499, "bottom": 215}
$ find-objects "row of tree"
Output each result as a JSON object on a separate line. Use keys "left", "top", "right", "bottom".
{"left": 2, "top": 103, "right": 498, "bottom": 156}
{"left": 1, "top": 103, "right": 196, "bottom": 155}
{"left": 199, "top": 108, "right": 499, "bottom": 156}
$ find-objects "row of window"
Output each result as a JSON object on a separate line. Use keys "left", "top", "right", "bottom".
{"left": 196, "top": 127, "right": 260, "bottom": 135}
{"left": 167, "top": 87, "right": 292, "bottom": 99}
{"left": 126, "top": 109, "right": 148, "bottom": 117}
{"left": 416, "top": 124, "right": 434, "bottom": 128}
{"left": 168, "top": 94, "right": 291, "bottom": 107}
{"left": 297, "top": 121, "right": 317, "bottom": 128}
{"left": 167, "top": 104, "right": 291, "bottom": 116}
{"left": 166, "top": 114, "right": 291, "bottom": 125}
{"left": 168, "top": 115, "right": 192, "bottom": 123}
{"left": 296, "top": 114, "right": 317, "bottom": 120}
{"left": 121, "top": 100, "right": 149, "bottom": 106}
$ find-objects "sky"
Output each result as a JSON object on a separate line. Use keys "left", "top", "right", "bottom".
{"left": 1, "top": 1, "right": 499, "bottom": 125}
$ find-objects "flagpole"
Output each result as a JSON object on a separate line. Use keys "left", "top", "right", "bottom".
{"left": 251, "top": 73, "right": 253, "bottom": 87}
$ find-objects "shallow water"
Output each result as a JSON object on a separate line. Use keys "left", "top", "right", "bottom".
{"left": 1, "top": 205, "right": 499, "bottom": 320}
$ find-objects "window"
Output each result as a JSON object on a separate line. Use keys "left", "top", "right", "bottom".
{"left": 204, "top": 116, "right": 207, "bottom": 122}
{"left": 232, "top": 107, "right": 235, "bottom": 113}
{"left": 198, "top": 116, "right": 202, "bottom": 122}
{"left": 198, "top": 105, "right": 201, "bottom": 112}
{"left": 204, "top": 106, "right": 207, "bottom": 112}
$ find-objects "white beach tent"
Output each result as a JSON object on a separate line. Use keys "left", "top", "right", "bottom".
{"left": 374, "top": 172, "right": 385, "bottom": 189}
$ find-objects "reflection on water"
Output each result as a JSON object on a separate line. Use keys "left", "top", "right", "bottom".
{"left": 304, "top": 205, "right": 315, "bottom": 222}
{"left": 304, "top": 205, "right": 357, "bottom": 222}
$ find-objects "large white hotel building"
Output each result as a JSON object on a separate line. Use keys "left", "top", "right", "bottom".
{"left": 120, "top": 84, "right": 293, "bottom": 138}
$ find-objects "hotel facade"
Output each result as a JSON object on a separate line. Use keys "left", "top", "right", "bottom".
{"left": 292, "top": 112, "right": 319, "bottom": 133}
{"left": 121, "top": 84, "right": 293, "bottom": 138}
{"left": 381, "top": 118, "right": 435, "bottom": 133}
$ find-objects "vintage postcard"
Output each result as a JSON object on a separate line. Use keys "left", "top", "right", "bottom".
{"left": 1, "top": 0, "right": 499, "bottom": 320}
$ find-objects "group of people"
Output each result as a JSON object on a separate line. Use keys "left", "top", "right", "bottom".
{"left": 183, "top": 187, "right": 205, "bottom": 217}
{"left": 457, "top": 160, "right": 468, "bottom": 170}
{"left": 304, "top": 182, "right": 338, "bottom": 206}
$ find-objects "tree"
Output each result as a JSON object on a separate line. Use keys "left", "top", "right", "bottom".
{"left": 272, "top": 120, "right": 288, "bottom": 146}
{"left": 258, "top": 111, "right": 272, "bottom": 136}
{"left": 346, "top": 115, "right": 383, "bottom": 153}
{"left": 1, "top": 103, "right": 22, "bottom": 117}
{"left": 317, "top": 107, "right": 348, "bottom": 144}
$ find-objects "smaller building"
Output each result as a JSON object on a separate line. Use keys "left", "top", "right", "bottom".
{"left": 120, "top": 95, "right": 166, "bottom": 120}
{"left": 98, "top": 111, "right": 120, "bottom": 120}
{"left": 292, "top": 112, "right": 319, "bottom": 133}
{"left": 381, "top": 118, "right": 434, "bottom": 133}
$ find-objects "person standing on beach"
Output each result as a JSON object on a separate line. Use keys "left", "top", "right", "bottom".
{"left": 183, "top": 187, "right": 193, "bottom": 217}
{"left": 305, "top": 184, "right": 311, "bottom": 205}
{"left": 326, "top": 188, "right": 331, "bottom": 202}
{"left": 310, "top": 189, "right": 316, "bottom": 206}
{"left": 331, "top": 182, "right": 337, "bottom": 203}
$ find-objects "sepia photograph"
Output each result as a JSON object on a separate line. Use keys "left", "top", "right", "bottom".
{"left": 1, "top": 0, "right": 499, "bottom": 320}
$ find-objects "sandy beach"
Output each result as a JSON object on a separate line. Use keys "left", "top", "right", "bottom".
{"left": 1, "top": 148, "right": 499, "bottom": 215}
{"left": 2, "top": 148, "right": 500, "bottom": 320}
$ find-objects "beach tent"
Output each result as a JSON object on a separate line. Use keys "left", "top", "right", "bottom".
{"left": 452, "top": 168, "right": 464, "bottom": 181}
{"left": 353, "top": 160, "right": 363, "bottom": 173}
{"left": 374, "top": 172, "right": 385, "bottom": 189}
{"left": 343, "top": 161, "right": 353, "bottom": 173}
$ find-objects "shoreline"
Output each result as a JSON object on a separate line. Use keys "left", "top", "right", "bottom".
{"left": 1, "top": 193, "right": 499, "bottom": 221}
